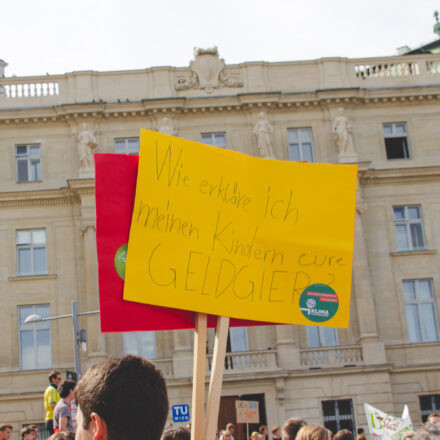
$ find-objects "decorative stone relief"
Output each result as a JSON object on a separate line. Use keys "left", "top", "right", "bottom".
{"left": 253, "top": 112, "right": 275, "bottom": 158}
{"left": 76, "top": 122, "right": 98, "bottom": 177}
{"left": 332, "top": 107, "right": 358, "bottom": 163}
{"left": 158, "top": 117, "right": 176, "bottom": 136}
{"left": 175, "top": 47, "right": 244, "bottom": 93}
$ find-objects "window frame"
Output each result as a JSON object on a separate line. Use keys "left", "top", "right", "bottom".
{"left": 322, "top": 399, "right": 356, "bottom": 434}
{"left": 201, "top": 132, "right": 227, "bottom": 148}
{"left": 122, "top": 331, "right": 157, "bottom": 359}
{"left": 403, "top": 279, "right": 439, "bottom": 343}
{"left": 306, "top": 326, "right": 339, "bottom": 348}
{"left": 419, "top": 394, "right": 440, "bottom": 422}
{"left": 393, "top": 205, "right": 426, "bottom": 251}
{"left": 287, "top": 127, "right": 315, "bottom": 162}
{"left": 383, "top": 122, "right": 410, "bottom": 160}
{"left": 114, "top": 137, "right": 140, "bottom": 155}
{"left": 18, "top": 304, "right": 52, "bottom": 371}
{"left": 16, "top": 229, "right": 48, "bottom": 276}
{"left": 15, "top": 144, "right": 42, "bottom": 183}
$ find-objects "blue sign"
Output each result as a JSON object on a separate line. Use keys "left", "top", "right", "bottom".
{"left": 172, "top": 404, "right": 190, "bottom": 422}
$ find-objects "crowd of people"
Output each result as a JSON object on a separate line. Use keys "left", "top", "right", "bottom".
{"left": 0, "top": 355, "right": 439, "bottom": 440}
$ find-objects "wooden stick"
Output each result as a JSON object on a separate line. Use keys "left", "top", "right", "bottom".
{"left": 203, "top": 316, "right": 230, "bottom": 440}
{"left": 191, "top": 312, "right": 208, "bottom": 440}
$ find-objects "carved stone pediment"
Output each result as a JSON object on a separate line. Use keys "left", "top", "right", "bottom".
{"left": 175, "top": 47, "right": 244, "bottom": 93}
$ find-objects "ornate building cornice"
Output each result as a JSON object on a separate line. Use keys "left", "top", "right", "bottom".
{"left": 359, "top": 166, "right": 440, "bottom": 185}
{"left": 0, "top": 182, "right": 95, "bottom": 208}
{"left": 1, "top": 87, "right": 440, "bottom": 125}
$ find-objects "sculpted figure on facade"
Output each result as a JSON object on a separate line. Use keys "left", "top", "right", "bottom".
{"left": 158, "top": 117, "right": 176, "bottom": 136}
{"left": 77, "top": 123, "right": 98, "bottom": 171}
{"left": 332, "top": 108, "right": 357, "bottom": 162}
{"left": 175, "top": 47, "right": 244, "bottom": 93}
{"left": 253, "top": 112, "right": 275, "bottom": 158}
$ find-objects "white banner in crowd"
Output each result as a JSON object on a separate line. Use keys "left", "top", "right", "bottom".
{"left": 364, "top": 403, "right": 413, "bottom": 440}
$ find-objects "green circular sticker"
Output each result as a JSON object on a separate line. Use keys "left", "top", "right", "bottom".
{"left": 114, "top": 244, "right": 128, "bottom": 280}
{"left": 299, "top": 283, "right": 339, "bottom": 323}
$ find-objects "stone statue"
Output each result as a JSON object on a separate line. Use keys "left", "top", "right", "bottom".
{"left": 77, "top": 123, "right": 97, "bottom": 171}
{"left": 332, "top": 108, "right": 356, "bottom": 160}
{"left": 158, "top": 117, "right": 175, "bottom": 136}
{"left": 253, "top": 112, "right": 275, "bottom": 158}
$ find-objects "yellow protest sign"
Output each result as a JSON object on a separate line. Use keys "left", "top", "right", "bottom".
{"left": 123, "top": 129, "right": 357, "bottom": 328}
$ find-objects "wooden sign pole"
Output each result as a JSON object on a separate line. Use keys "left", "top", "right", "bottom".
{"left": 203, "top": 316, "right": 230, "bottom": 440}
{"left": 191, "top": 313, "right": 208, "bottom": 440}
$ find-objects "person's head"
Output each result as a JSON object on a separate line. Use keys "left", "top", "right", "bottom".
{"left": 260, "top": 426, "right": 269, "bottom": 436}
{"left": 272, "top": 427, "right": 281, "bottom": 438}
{"left": 48, "top": 433, "right": 75, "bottom": 440}
{"left": 59, "top": 380, "right": 76, "bottom": 400}
{"left": 296, "top": 426, "right": 332, "bottom": 440}
{"left": 161, "top": 427, "right": 190, "bottom": 440}
{"left": 20, "top": 427, "right": 35, "bottom": 440}
{"left": 414, "top": 422, "right": 440, "bottom": 440}
{"left": 282, "top": 418, "right": 307, "bottom": 440}
{"left": 334, "top": 430, "right": 353, "bottom": 440}
{"left": 251, "top": 432, "right": 260, "bottom": 440}
{"left": 185, "top": 424, "right": 191, "bottom": 433}
{"left": 403, "top": 431, "right": 416, "bottom": 440}
{"left": 0, "top": 424, "right": 13, "bottom": 440}
{"left": 226, "top": 424, "right": 235, "bottom": 434}
{"left": 356, "top": 430, "right": 364, "bottom": 436}
{"left": 28, "top": 425, "right": 38, "bottom": 439}
{"left": 74, "top": 355, "right": 168, "bottom": 440}
{"left": 49, "top": 371, "right": 62, "bottom": 386}
{"left": 428, "top": 414, "right": 440, "bottom": 425}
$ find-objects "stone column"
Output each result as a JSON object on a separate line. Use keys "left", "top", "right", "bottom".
{"left": 172, "top": 329, "right": 194, "bottom": 378}
{"left": 275, "top": 325, "right": 300, "bottom": 369}
{"left": 352, "top": 183, "right": 386, "bottom": 365}
{"left": 80, "top": 222, "right": 107, "bottom": 368}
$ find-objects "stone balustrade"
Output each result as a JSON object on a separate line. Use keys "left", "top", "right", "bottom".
{"left": 0, "top": 54, "right": 439, "bottom": 109}
{"left": 207, "top": 350, "right": 278, "bottom": 374}
{"left": 1, "top": 81, "right": 59, "bottom": 98}
{"left": 300, "top": 345, "right": 363, "bottom": 369}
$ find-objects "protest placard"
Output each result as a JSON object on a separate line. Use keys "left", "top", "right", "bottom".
{"left": 365, "top": 403, "right": 413, "bottom": 440}
{"left": 95, "top": 153, "right": 272, "bottom": 332}
{"left": 123, "top": 130, "right": 357, "bottom": 327}
{"left": 236, "top": 401, "right": 260, "bottom": 424}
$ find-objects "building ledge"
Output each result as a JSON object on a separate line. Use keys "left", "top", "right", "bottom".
{"left": 389, "top": 249, "right": 437, "bottom": 257}
{"left": 8, "top": 274, "right": 57, "bottom": 282}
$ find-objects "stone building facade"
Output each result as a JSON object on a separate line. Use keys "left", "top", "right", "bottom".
{"left": 1, "top": 48, "right": 440, "bottom": 439}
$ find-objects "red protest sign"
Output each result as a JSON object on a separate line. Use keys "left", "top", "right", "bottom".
{"left": 95, "top": 153, "right": 272, "bottom": 332}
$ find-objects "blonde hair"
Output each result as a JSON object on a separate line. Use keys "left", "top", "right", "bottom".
{"left": 251, "top": 432, "right": 260, "bottom": 440}
{"left": 296, "top": 425, "right": 332, "bottom": 440}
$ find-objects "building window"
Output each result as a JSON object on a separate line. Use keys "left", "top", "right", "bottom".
{"left": 322, "top": 399, "right": 355, "bottom": 434}
{"left": 287, "top": 128, "right": 314, "bottom": 162}
{"left": 383, "top": 123, "right": 410, "bottom": 159}
{"left": 114, "top": 138, "right": 140, "bottom": 155}
{"left": 228, "top": 327, "right": 249, "bottom": 352}
{"left": 393, "top": 205, "right": 426, "bottom": 251}
{"left": 420, "top": 394, "right": 440, "bottom": 422}
{"left": 201, "top": 132, "right": 227, "bottom": 148}
{"left": 19, "top": 305, "right": 51, "bottom": 370}
{"left": 16, "top": 229, "right": 47, "bottom": 276}
{"left": 306, "top": 326, "right": 339, "bottom": 348}
{"left": 403, "top": 279, "right": 439, "bottom": 343}
{"left": 16, "top": 145, "right": 41, "bottom": 182}
{"left": 123, "top": 332, "right": 156, "bottom": 359}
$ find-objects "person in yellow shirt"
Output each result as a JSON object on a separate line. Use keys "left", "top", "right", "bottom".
{"left": 44, "top": 370, "right": 62, "bottom": 435}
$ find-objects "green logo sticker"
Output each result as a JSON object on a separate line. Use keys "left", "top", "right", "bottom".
{"left": 299, "top": 283, "right": 339, "bottom": 323}
{"left": 114, "top": 244, "right": 128, "bottom": 280}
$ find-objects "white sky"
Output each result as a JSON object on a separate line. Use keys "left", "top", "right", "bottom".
{"left": 1, "top": 0, "right": 439, "bottom": 77}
